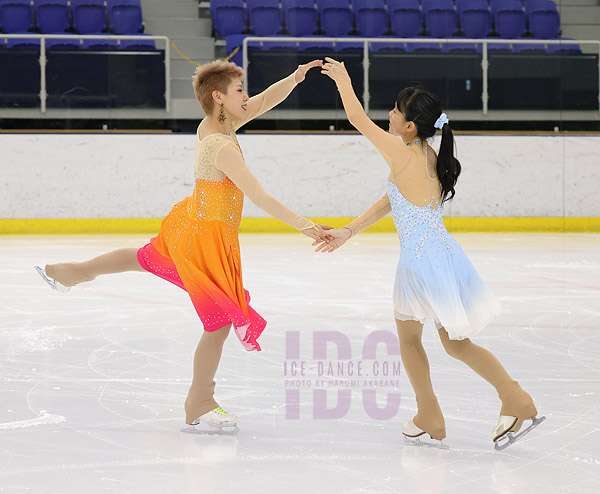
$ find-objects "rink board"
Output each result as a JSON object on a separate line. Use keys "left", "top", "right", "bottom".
{"left": 2, "top": 133, "right": 599, "bottom": 233}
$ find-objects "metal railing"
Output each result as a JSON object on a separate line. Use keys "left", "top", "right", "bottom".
{"left": 242, "top": 36, "right": 600, "bottom": 116}
{"left": 1, "top": 34, "right": 171, "bottom": 113}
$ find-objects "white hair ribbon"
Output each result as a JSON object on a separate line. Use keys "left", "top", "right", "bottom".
{"left": 434, "top": 113, "right": 449, "bottom": 129}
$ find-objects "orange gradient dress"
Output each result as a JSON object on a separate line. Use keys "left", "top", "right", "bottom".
{"left": 137, "top": 73, "right": 314, "bottom": 351}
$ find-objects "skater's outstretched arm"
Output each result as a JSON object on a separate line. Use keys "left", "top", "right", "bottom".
{"left": 312, "top": 194, "right": 391, "bottom": 253}
{"left": 215, "top": 141, "right": 326, "bottom": 241}
{"left": 321, "top": 57, "right": 409, "bottom": 167}
{"left": 234, "top": 60, "right": 323, "bottom": 131}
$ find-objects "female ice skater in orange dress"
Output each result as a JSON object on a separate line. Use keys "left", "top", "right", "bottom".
{"left": 36, "top": 59, "right": 326, "bottom": 434}
{"left": 313, "top": 58, "right": 544, "bottom": 449}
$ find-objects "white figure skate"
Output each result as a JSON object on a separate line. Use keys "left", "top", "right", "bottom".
{"left": 402, "top": 420, "right": 449, "bottom": 450}
{"left": 34, "top": 265, "right": 71, "bottom": 293}
{"left": 492, "top": 415, "right": 546, "bottom": 451}
{"left": 181, "top": 407, "right": 239, "bottom": 435}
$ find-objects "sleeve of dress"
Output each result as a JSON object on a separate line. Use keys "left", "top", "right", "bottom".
{"left": 215, "top": 142, "right": 315, "bottom": 232}
{"left": 343, "top": 194, "right": 391, "bottom": 236}
{"left": 234, "top": 72, "right": 298, "bottom": 131}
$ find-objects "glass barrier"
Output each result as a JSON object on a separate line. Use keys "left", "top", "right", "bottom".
{"left": 0, "top": 34, "right": 169, "bottom": 111}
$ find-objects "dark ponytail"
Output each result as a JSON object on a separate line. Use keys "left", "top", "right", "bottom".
{"left": 396, "top": 87, "right": 462, "bottom": 204}
{"left": 437, "top": 124, "right": 461, "bottom": 203}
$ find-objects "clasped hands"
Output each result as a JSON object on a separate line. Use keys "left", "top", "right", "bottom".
{"left": 301, "top": 224, "right": 352, "bottom": 253}
{"left": 295, "top": 57, "right": 350, "bottom": 85}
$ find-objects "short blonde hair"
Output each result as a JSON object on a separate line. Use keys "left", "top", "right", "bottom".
{"left": 192, "top": 60, "right": 245, "bottom": 114}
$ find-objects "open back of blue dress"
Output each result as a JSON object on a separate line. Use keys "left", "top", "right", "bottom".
{"left": 387, "top": 149, "right": 500, "bottom": 340}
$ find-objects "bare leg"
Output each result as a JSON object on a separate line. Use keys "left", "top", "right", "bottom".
{"left": 437, "top": 328, "right": 537, "bottom": 418}
{"left": 396, "top": 319, "right": 446, "bottom": 440}
{"left": 45, "top": 247, "right": 145, "bottom": 287}
{"left": 185, "top": 324, "right": 231, "bottom": 424}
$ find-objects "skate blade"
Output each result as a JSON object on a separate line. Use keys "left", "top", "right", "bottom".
{"left": 494, "top": 415, "right": 546, "bottom": 451}
{"left": 34, "top": 265, "right": 70, "bottom": 293}
{"left": 180, "top": 424, "right": 239, "bottom": 436}
{"left": 403, "top": 434, "right": 449, "bottom": 450}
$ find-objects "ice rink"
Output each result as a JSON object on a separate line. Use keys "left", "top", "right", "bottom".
{"left": 1, "top": 233, "right": 598, "bottom": 493}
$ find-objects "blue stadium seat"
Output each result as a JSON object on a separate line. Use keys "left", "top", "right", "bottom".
{"left": 120, "top": 35, "right": 156, "bottom": 50}
{"left": 212, "top": 0, "right": 247, "bottom": 37}
{"left": 460, "top": 0, "right": 491, "bottom": 38}
{"left": 488, "top": 41, "right": 512, "bottom": 52}
{"left": 335, "top": 39, "right": 365, "bottom": 51}
{"left": 494, "top": 0, "right": 526, "bottom": 38}
{"left": 0, "top": 0, "right": 34, "bottom": 33}
{"left": 46, "top": 36, "right": 81, "bottom": 50}
{"left": 523, "top": 0, "right": 555, "bottom": 15}
{"left": 354, "top": 0, "right": 388, "bottom": 37}
{"left": 225, "top": 33, "right": 261, "bottom": 66}
{"left": 443, "top": 42, "right": 482, "bottom": 52}
{"left": 318, "top": 0, "right": 354, "bottom": 36}
{"left": 82, "top": 38, "right": 119, "bottom": 50}
{"left": 262, "top": 37, "right": 298, "bottom": 50}
{"left": 7, "top": 36, "right": 40, "bottom": 49}
{"left": 247, "top": 0, "right": 282, "bottom": 36}
{"left": 455, "top": 0, "right": 476, "bottom": 16}
{"left": 422, "top": 0, "right": 458, "bottom": 37}
{"left": 406, "top": 40, "right": 442, "bottom": 52}
{"left": 107, "top": 0, "right": 143, "bottom": 34}
{"left": 490, "top": 0, "right": 512, "bottom": 16}
{"left": 298, "top": 36, "right": 335, "bottom": 51}
{"left": 34, "top": 0, "right": 70, "bottom": 34}
{"left": 421, "top": 0, "right": 447, "bottom": 13}
{"left": 283, "top": 0, "right": 318, "bottom": 36}
{"left": 71, "top": 0, "right": 107, "bottom": 34}
{"left": 527, "top": 0, "right": 560, "bottom": 39}
{"left": 370, "top": 41, "right": 406, "bottom": 52}
{"left": 225, "top": 33, "right": 245, "bottom": 65}
{"left": 547, "top": 39, "right": 581, "bottom": 54}
{"left": 512, "top": 42, "right": 546, "bottom": 52}
{"left": 388, "top": 0, "right": 423, "bottom": 38}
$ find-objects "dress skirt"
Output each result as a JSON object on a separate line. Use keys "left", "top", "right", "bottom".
{"left": 137, "top": 194, "right": 265, "bottom": 351}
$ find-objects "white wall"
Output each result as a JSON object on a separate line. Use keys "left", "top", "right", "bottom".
{"left": 1, "top": 133, "right": 599, "bottom": 219}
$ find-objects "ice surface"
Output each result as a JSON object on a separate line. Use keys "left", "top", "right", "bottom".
{"left": 0, "top": 233, "right": 598, "bottom": 493}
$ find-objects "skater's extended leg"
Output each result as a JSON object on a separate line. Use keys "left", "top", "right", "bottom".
{"left": 437, "top": 327, "right": 543, "bottom": 446}
{"left": 185, "top": 324, "right": 231, "bottom": 424}
{"left": 45, "top": 248, "right": 145, "bottom": 287}
{"left": 396, "top": 319, "right": 446, "bottom": 441}
{"left": 437, "top": 328, "right": 537, "bottom": 419}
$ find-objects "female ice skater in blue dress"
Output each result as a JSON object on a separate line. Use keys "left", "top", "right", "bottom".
{"left": 315, "top": 58, "right": 544, "bottom": 449}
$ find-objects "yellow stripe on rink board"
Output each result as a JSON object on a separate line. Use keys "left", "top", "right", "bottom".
{"left": 0, "top": 217, "right": 599, "bottom": 234}
{"left": 442, "top": 217, "right": 600, "bottom": 233}
{"left": 0, "top": 218, "right": 163, "bottom": 235}
{"left": 265, "top": 217, "right": 600, "bottom": 233}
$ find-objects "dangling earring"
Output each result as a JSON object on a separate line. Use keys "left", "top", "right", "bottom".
{"left": 218, "top": 103, "right": 226, "bottom": 122}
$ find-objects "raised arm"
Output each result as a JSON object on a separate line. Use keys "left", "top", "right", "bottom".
{"left": 234, "top": 60, "right": 323, "bottom": 131}
{"left": 321, "top": 58, "right": 409, "bottom": 165}
{"left": 215, "top": 141, "right": 325, "bottom": 240}
{"left": 313, "top": 194, "right": 391, "bottom": 253}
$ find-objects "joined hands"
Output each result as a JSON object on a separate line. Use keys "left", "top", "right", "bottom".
{"left": 311, "top": 227, "right": 352, "bottom": 253}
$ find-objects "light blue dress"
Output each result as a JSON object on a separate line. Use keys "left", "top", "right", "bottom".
{"left": 387, "top": 180, "right": 501, "bottom": 340}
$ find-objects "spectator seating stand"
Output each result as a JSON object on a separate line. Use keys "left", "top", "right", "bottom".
{"left": 217, "top": 0, "right": 573, "bottom": 61}
{"left": 0, "top": 0, "right": 152, "bottom": 50}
